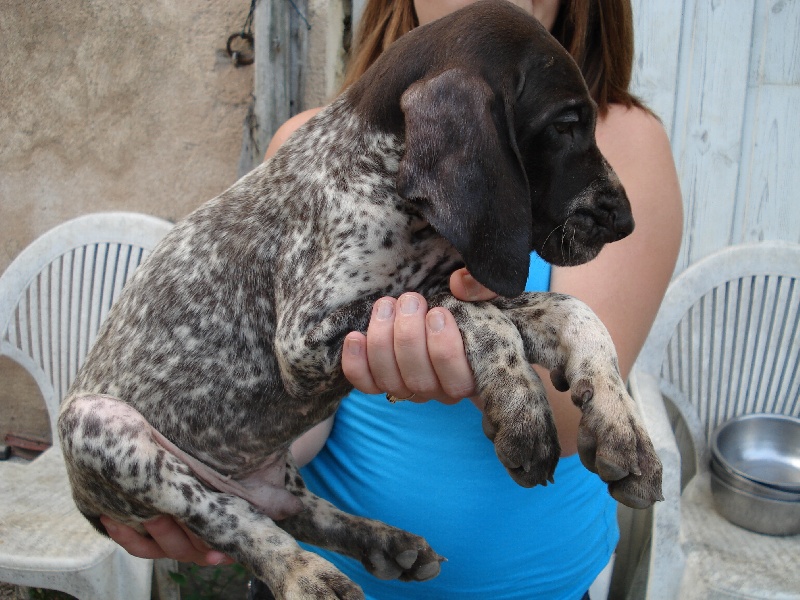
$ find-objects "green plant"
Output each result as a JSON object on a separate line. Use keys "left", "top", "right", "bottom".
{"left": 169, "top": 563, "right": 249, "bottom": 600}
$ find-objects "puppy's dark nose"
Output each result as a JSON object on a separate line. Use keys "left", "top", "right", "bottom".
{"left": 593, "top": 195, "right": 635, "bottom": 241}
{"left": 611, "top": 207, "right": 634, "bottom": 240}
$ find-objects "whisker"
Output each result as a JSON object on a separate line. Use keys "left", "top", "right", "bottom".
{"left": 569, "top": 228, "right": 576, "bottom": 263}
{"left": 541, "top": 222, "right": 564, "bottom": 253}
{"left": 559, "top": 218, "right": 571, "bottom": 262}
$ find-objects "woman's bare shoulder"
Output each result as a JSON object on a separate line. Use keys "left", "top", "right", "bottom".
{"left": 597, "top": 104, "right": 673, "bottom": 165}
{"left": 264, "top": 107, "right": 325, "bottom": 160}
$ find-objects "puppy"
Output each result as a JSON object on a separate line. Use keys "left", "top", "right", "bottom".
{"left": 59, "top": 2, "right": 662, "bottom": 598}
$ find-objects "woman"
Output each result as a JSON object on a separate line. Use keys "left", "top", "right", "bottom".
{"left": 103, "top": 1, "right": 682, "bottom": 598}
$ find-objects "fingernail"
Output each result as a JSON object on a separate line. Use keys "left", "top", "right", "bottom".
{"left": 399, "top": 294, "right": 419, "bottom": 315}
{"left": 345, "top": 336, "right": 362, "bottom": 356}
{"left": 104, "top": 521, "right": 118, "bottom": 535}
{"left": 427, "top": 310, "right": 446, "bottom": 333}
{"left": 376, "top": 299, "right": 393, "bottom": 320}
{"left": 461, "top": 273, "right": 483, "bottom": 300}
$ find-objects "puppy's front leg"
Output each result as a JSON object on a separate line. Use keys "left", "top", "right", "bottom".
{"left": 274, "top": 296, "right": 378, "bottom": 399}
{"left": 431, "top": 294, "right": 561, "bottom": 488}
{"left": 493, "top": 293, "right": 663, "bottom": 508}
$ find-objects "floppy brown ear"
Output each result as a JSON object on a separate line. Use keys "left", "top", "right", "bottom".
{"left": 397, "top": 69, "right": 531, "bottom": 297}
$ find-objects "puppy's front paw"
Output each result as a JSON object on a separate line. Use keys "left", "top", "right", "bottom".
{"left": 277, "top": 551, "right": 364, "bottom": 600}
{"left": 482, "top": 397, "right": 560, "bottom": 488}
{"left": 574, "top": 381, "right": 663, "bottom": 509}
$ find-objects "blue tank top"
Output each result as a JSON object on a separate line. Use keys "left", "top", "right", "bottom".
{"left": 300, "top": 254, "right": 618, "bottom": 599}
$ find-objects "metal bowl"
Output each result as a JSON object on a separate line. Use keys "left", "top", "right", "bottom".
{"left": 710, "top": 454, "right": 800, "bottom": 502}
{"left": 709, "top": 467, "right": 800, "bottom": 535}
{"left": 711, "top": 414, "right": 800, "bottom": 492}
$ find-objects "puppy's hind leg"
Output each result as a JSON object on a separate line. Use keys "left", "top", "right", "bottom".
{"left": 58, "top": 394, "right": 364, "bottom": 600}
{"left": 278, "top": 456, "right": 444, "bottom": 582}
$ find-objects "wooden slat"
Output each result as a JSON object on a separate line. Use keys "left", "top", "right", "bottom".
{"left": 749, "top": 0, "right": 800, "bottom": 86}
{"left": 733, "top": 1, "right": 800, "bottom": 244}
{"left": 672, "top": 0, "right": 757, "bottom": 269}
{"left": 244, "top": 0, "right": 309, "bottom": 174}
{"left": 733, "top": 86, "right": 800, "bottom": 245}
{"left": 631, "top": 0, "right": 684, "bottom": 132}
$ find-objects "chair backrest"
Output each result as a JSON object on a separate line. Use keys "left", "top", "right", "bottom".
{"left": 636, "top": 241, "right": 800, "bottom": 471}
{"left": 0, "top": 213, "right": 173, "bottom": 439}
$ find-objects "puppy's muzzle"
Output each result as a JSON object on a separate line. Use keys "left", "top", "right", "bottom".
{"left": 575, "top": 191, "right": 635, "bottom": 244}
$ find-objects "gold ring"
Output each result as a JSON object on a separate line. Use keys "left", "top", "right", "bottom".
{"left": 386, "top": 392, "right": 416, "bottom": 403}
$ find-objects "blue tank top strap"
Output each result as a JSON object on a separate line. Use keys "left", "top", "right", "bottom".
{"left": 525, "top": 251, "right": 551, "bottom": 292}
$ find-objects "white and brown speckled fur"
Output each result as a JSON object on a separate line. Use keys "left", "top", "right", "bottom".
{"left": 58, "top": 3, "right": 662, "bottom": 599}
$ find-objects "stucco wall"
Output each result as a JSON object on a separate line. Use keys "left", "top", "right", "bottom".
{"left": 0, "top": 0, "right": 257, "bottom": 441}
{"left": 0, "top": 0, "right": 255, "bottom": 270}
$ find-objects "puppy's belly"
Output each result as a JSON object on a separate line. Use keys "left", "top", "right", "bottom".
{"left": 149, "top": 416, "right": 303, "bottom": 520}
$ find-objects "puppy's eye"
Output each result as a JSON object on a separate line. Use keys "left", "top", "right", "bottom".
{"left": 553, "top": 122, "right": 573, "bottom": 134}
{"left": 551, "top": 111, "right": 580, "bottom": 135}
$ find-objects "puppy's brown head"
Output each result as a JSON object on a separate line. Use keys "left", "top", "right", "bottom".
{"left": 350, "top": 0, "right": 633, "bottom": 297}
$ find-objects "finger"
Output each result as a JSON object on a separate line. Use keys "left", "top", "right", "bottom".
{"left": 341, "top": 331, "right": 381, "bottom": 394}
{"left": 101, "top": 515, "right": 167, "bottom": 560}
{"left": 449, "top": 269, "right": 498, "bottom": 302}
{"left": 426, "top": 308, "right": 476, "bottom": 402}
{"left": 365, "top": 297, "right": 411, "bottom": 397}
{"left": 142, "top": 515, "right": 214, "bottom": 564}
{"left": 174, "top": 519, "right": 234, "bottom": 565}
{"left": 394, "top": 293, "right": 440, "bottom": 397}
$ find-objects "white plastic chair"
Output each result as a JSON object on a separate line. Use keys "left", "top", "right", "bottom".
{"left": 624, "top": 241, "right": 800, "bottom": 599}
{"left": 0, "top": 213, "right": 176, "bottom": 599}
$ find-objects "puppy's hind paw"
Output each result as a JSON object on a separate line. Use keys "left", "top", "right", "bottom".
{"left": 362, "top": 529, "right": 445, "bottom": 582}
{"left": 277, "top": 551, "right": 364, "bottom": 600}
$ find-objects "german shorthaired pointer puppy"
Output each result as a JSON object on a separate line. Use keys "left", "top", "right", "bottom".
{"left": 59, "top": 1, "right": 662, "bottom": 598}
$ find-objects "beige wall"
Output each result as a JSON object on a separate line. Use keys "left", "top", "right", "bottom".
{"left": 0, "top": 0, "right": 254, "bottom": 274}
{"left": 0, "top": 0, "right": 257, "bottom": 442}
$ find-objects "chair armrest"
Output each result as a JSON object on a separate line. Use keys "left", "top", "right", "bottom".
{"left": 628, "top": 369, "right": 685, "bottom": 600}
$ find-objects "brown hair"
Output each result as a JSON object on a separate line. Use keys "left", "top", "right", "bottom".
{"left": 341, "top": 0, "right": 643, "bottom": 115}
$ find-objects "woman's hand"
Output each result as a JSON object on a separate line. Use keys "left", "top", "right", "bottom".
{"left": 341, "top": 268, "right": 496, "bottom": 404}
{"left": 99, "top": 515, "right": 234, "bottom": 566}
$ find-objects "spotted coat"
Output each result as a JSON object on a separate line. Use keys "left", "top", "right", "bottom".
{"left": 58, "top": 3, "right": 662, "bottom": 598}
